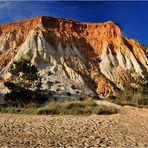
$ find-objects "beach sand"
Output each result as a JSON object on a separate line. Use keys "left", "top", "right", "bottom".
{"left": 0, "top": 106, "right": 148, "bottom": 147}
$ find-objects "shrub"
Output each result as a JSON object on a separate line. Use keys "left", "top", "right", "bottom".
{"left": 115, "top": 89, "right": 148, "bottom": 107}
{"left": 66, "top": 92, "right": 71, "bottom": 96}
{"left": 95, "top": 106, "right": 119, "bottom": 115}
{"left": 71, "top": 85, "right": 77, "bottom": 90}
{"left": 4, "top": 90, "right": 48, "bottom": 107}
{"left": 37, "top": 108, "right": 59, "bottom": 115}
{"left": 65, "top": 102, "right": 85, "bottom": 110}
{"left": 4, "top": 59, "right": 48, "bottom": 107}
{"left": 114, "top": 70, "right": 148, "bottom": 107}
{"left": 55, "top": 81, "right": 60, "bottom": 84}
{"left": 79, "top": 97, "right": 84, "bottom": 101}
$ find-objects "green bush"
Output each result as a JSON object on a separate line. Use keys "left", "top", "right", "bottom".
{"left": 114, "top": 70, "right": 148, "bottom": 107}
{"left": 115, "top": 89, "right": 148, "bottom": 107}
{"left": 138, "top": 96, "right": 148, "bottom": 106}
{"left": 4, "top": 59, "right": 49, "bottom": 107}
{"left": 4, "top": 90, "right": 48, "bottom": 107}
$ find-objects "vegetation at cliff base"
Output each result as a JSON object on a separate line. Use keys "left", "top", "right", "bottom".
{"left": 0, "top": 100, "right": 119, "bottom": 115}
{"left": 4, "top": 59, "right": 48, "bottom": 106}
{"left": 114, "top": 70, "right": 148, "bottom": 107}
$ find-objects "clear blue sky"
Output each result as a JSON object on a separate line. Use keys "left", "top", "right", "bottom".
{"left": 0, "top": 1, "right": 148, "bottom": 46}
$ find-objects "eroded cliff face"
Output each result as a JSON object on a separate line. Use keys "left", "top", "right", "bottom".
{"left": 0, "top": 16, "right": 147, "bottom": 97}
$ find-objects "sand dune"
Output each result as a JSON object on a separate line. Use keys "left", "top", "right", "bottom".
{"left": 0, "top": 106, "right": 148, "bottom": 147}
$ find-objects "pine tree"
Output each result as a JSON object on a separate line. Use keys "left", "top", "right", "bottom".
{"left": 4, "top": 59, "right": 48, "bottom": 106}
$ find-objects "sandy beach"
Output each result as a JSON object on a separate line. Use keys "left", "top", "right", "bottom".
{"left": 0, "top": 106, "right": 148, "bottom": 147}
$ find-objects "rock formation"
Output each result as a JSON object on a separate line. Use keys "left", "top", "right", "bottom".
{"left": 0, "top": 16, "right": 147, "bottom": 97}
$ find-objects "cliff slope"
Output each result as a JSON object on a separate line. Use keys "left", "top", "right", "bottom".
{"left": 0, "top": 16, "right": 147, "bottom": 97}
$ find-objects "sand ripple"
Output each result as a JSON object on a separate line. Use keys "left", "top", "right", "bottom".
{"left": 0, "top": 106, "right": 148, "bottom": 147}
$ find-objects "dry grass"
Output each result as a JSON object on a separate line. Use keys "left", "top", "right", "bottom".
{"left": 0, "top": 100, "right": 119, "bottom": 115}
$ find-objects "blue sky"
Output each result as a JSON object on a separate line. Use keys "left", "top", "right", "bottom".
{"left": 0, "top": 1, "right": 148, "bottom": 46}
